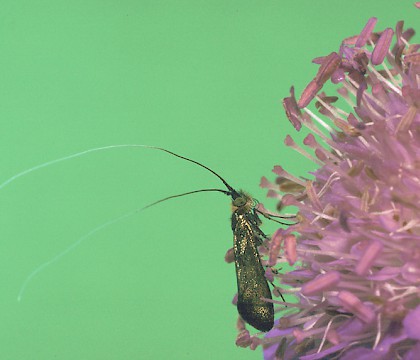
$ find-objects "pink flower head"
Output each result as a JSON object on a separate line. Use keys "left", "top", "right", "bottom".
{"left": 252, "top": 17, "right": 420, "bottom": 359}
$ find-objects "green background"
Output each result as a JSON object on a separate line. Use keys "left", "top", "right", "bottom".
{"left": 0, "top": 1, "right": 417, "bottom": 359}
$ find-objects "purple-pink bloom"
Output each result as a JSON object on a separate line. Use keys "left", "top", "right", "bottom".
{"left": 234, "top": 17, "right": 420, "bottom": 359}
{"left": 403, "top": 305, "right": 420, "bottom": 340}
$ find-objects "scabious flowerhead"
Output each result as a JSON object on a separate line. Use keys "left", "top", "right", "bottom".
{"left": 238, "top": 17, "right": 420, "bottom": 359}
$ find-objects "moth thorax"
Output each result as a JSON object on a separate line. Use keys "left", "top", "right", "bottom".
{"left": 232, "top": 191, "right": 254, "bottom": 214}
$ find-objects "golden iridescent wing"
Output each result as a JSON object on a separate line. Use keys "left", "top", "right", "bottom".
{"left": 233, "top": 213, "right": 274, "bottom": 331}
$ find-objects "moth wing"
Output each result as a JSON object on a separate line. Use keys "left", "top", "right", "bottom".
{"left": 233, "top": 215, "right": 274, "bottom": 331}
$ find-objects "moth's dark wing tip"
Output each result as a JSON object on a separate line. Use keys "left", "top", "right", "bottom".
{"left": 253, "top": 319, "right": 274, "bottom": 332}
{"left": 237, "top": 302, "right": 274, "bottom": 332}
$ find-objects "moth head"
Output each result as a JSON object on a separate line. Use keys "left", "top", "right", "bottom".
{"left": 232, "top": 191, "right": 254, "bottom": 213}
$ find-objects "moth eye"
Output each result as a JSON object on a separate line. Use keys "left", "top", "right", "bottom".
{"left": 233, "top": 197, "right": 246, "bottom": 207}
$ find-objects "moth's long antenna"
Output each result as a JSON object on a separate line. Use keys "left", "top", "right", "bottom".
{"left": 142, "top": 188, "right": 230, "bottom": 210}
{"left": 17, "top": 188, "right": 229, "bottom": 302}
{"left": 0, "top": 145, "right": 238, "bottom": 197}
{"left": 149, "top": 146, "right": 239, "bottom": 197}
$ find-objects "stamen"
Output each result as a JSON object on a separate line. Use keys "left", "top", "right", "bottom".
{"left": 371, "top": 28, "right": 394, "bottom": 65}
{"left": 396, "top": 105, "right": 417, "bottom": 133}
{"left": 293, "top": 328, "right": 308, "bottom": 344}
{"left": 355, "top": 240, "right": 384, "bottom": 276}
{"left": 300, "top": 113, "right": 343, "bottom": 154}
{"left": 301, "top": 271, "right": 341, "bottom": 296}
{"left": 303, "top": 108, "right": 334, "bottom": 133}
{"left": 284, "top": 234, "right": 297, "bottom": 265}
{"left": 272, "top": 165, "right": 306, "bottom": 187}
{"left": 344, "top": 74, "right": 385, "bottom": 114}
{"left": 265, "top": 268, "right": 275, "bottom": 283}
{"left": 317, "top": 314, "right": 349, "bottom": 353}
{"left": 235, "top": 330, "right": 252, "bottom": 347}
{"left": 367, "top": 64, "right": 403, "bottom": 95}
{"left": 260, "top": 176, "right": 278, "bottom": 191}
{"left": 395, "top": 219, "right": 420, "bottom": 233}
{"left": 355, "top": 17, "right": 378, "bottom": 47}
{"left": 337, "top": 86, "right": 356, "bottom": 108}
{"left": 275, "top": 177, "right": 306, "bottom": 193}
{"left": 326, "top": 329, "right": 341, "bottom": 346}
{"left": 337, "top": 291, "right": 376, "bottom": 324}
{"left": 317, "top": 172, "right": 340, "bottom": 199}
{"left": 303, "top": 134, "right": 342, "bottom": 164}
{"left": 373, "top": 313, "right": 382, "bottom": 350}
{"left": 310, "top": 211, "right": 336, "bottom": 223}
{"left": 305, "top": 181, "right": 323, "bottom": 211}
{"left": 285, "top": 314, "right": 324, "bottom": 328}
{"left": 250, "top": 337, "right": 262, "bottom": 350}
{"left": 268, "top": 229, "right": 283, "bottom": 266}
{"left": 284, "top": 135, "right": 324, "bottom": 165}
{"left": 315, "top": 52, "right": 341, "bottom": 85}
{"left": 298, "top": 80, "right": 322, "bottom": 108}
{"left": 283, "top": 87, "right": 303, "bottom": 131}
{"left": 401, "top": 262, "right": 420, "bottom": 283}
{"left": 380, "top": 55, "right": 403, "bottom": 88}
{"left": 315, "top": 94, "right": 349, "bottom": 120}
{"left": 296, "top": 248, "right": 356, "bottom": 260}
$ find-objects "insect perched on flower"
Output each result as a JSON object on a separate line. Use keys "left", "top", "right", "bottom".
{"left": 236, "top": 17, "right": 420, "bottom": 359}
{"left": 12, "top": 145, "right": 295, "bottom": 332}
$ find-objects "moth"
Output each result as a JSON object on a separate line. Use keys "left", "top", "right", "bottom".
{"left": 12, "top": 145, "right": 291, "bottom": 331}
{"left": 151, "top": 147, "right": 288, "bottom": 332}
{"left": 231, "top": 189, "right": 275, "bottom": 331}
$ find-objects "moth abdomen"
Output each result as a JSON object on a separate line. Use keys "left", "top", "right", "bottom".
{"left": 235, "top": 263, "right": 274, "bottom": 331}
{"left": 237, "top": 298, "right": 274, "bottom": 332}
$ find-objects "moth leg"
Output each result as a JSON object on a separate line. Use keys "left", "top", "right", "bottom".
{"left": 269, "top": 281, "right": 286, "bottom": 303}
{"left": 248, "top": 210, "right": 287, "bottom": 303}
{"left": 249, "top": 214, "right": 268, "bottom": 240}
{"left": 254, "top": 207, "right": 298, "bottom": 225}
{"left": 265, "top": 267, "right": 286, "bottom": 303}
